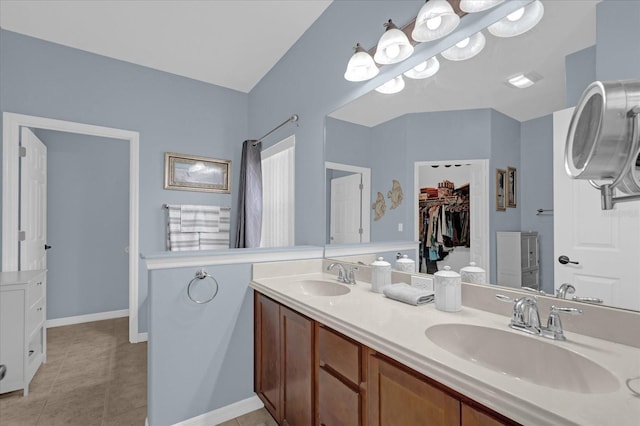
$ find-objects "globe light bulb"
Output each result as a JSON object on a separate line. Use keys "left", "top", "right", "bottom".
{"left": 456, "top": 37, "right": 470, "bottom": 48}
{"left": 507, "top": 7, "right": 525, "bottom": 22}
{"left": 426, "top": 16, "right": 442, "bottom": 30}
{"left": 385, "top": 44, "right": 400, "bottom": 59}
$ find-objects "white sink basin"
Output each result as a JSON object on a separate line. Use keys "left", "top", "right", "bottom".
{"left": 426, "top": 324, "right": 619, "bottom": 394}
{"left": 290, "top": 279, "right": 351, "bottom": 296}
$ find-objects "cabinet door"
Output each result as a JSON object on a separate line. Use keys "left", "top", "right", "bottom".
{"left": 461, "top": 403, "right": 518, "bottom": 426}
{"left": 255, "top": 292, "right": 281, "bottom": 421}
{"left": 367, "top": 352, "right": 459, "bottom": 426}
{"left": 318, "top": 367, "right": 360, "bottom": 426}
{"left": 281, "top": 306, "right": 314, "bottom": 426}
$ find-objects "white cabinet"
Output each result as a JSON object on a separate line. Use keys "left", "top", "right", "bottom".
{"left": 497, "top": 232, "right": 539, "bottom": 290}
{"left": 0, "top": 270, "right": 47, "bottom": 395}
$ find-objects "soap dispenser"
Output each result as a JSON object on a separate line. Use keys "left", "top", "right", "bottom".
{"left": 371, "top": 257, "right": 391, "bottom": 293}
{"left": 434, "top": 266, "right": 461, "bottom": 312}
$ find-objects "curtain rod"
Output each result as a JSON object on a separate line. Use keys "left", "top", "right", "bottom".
{"left": 253, "top": 114, "right": 299, "bottom": 145}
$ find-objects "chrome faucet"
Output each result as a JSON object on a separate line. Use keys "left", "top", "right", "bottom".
{"left": 496, "top": 294, "right": 583, "bottom": 340}
{"left": 556, "top": 283, "right": 576, "bottom": 299}
{"left": 327, "top": 263, "right": 358, "bottom": 285}
{"left": 497, "top": 294, "right": 541, "bottom": 335}
{"left": 556, "top": 283, "right": 603, "bottom": 304}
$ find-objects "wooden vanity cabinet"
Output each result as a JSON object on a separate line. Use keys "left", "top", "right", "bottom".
{"left": 317, "top": 325, "right": 364, "bottom": 426}
{"left": 367, "top": 351, "right": 460, "bottom": 426}
{"left": 254, "top": 291, "right": 517, "bottom": 426}
{"left": 254, "top": 292, "right": 315, "bottom": 426}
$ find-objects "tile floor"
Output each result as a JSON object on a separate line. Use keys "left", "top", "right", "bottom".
{"left": 0, "top": 318, "right": 147, "bottom": 426}
{"left": 0, "top": 317, "right": 276, "bottom": 426}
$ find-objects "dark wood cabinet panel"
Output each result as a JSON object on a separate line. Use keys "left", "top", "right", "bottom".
{"left": 255, "top": 292, "right": 282, "bottom": 421}
{"left": 254, "top": 290, "right": 517, "bottom": 426}
{"left": 281, "top": 306, "right": 315, "bottom": 426}
{"left": 367, "top": 352, "right": 460, "bottom": 426}
{"left": 318, "top": 325, "right": 361, "bottom": 385}
{"left": 318, "top": 367, "right": 360, "bottom": 426}
{"left": 461, "top": 403, "right": 518, "bottom": 426}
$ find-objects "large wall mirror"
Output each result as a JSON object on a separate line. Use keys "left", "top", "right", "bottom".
{"left": 324, "top": 0, "right": 640, "bottom": 312}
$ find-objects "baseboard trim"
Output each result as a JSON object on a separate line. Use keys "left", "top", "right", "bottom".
{"left": 46, "top": 309, "right": 129, "bottom": 328}
{"left": 136, "top": 332, "right": 148, "bottom": 343}
{"left": 172, "top": 395, "right": 264, "bottom": 426}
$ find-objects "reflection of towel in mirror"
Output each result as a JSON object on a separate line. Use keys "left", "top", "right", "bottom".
{"left": 180, "top": 205, "right": 220, "bottom": 232}
{"left": 168, "top": 232, "right": 199, "bottom": 251}
{"left": 383, "top": 283, "right": 434, "bottom": 306}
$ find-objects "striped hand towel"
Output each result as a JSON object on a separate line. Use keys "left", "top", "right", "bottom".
{"left": 168, "top": 232, "right": 199, "bottom": 251}
{"left": 200, "top": 232, "right": 230, "bottom": 250}
{"left": 219, "top": 207, "right": 231, "bottom": 232}
{"left": 167, "top": 205, "right": 182, "bottom": 232}
{"left": 180, "top": 205, "right": 220, "bottom": 233}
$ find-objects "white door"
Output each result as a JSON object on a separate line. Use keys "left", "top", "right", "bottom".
{"left": 330, "top": 173, "right": 362, "bottom": 244}
{"left": 553, "top": 108, "right": 640, "bottom": 310}
{"left": 19, "top": 128, "right": 48, "bottom": 271}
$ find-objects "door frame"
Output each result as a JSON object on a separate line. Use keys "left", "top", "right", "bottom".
{"left": 325, "top": 161, "right": 371, "bottom": 243}
{"left": 2, "top": 112, "right": 142, "bottom": 343}
{"left": 413, "top": 159, "right": 490, "bottom": 277}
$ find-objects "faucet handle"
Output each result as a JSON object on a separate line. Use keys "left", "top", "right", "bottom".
{"left": 543, "top": 305, "right": 583, "bottom": 341}
{"left": 522, "top": 286, "right": 547, "bottom": 296}
{"left": 572, "top": 296, "right": 604, "bottom": 304}
{"left": 495, "top": 294, "right": 514, "bottom": 303}
{"left": 347, "top": 266, "right": 358, "bottom": 284}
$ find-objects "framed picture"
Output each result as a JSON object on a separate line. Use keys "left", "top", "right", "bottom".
{"left": 164, "top": 152, "right": 231, "bottom": 193}
{"left": 496, "top": 168, "right": 506, "bottom": 211}
{"left": 507, "top": 166, "right": 517, "bottom": 208}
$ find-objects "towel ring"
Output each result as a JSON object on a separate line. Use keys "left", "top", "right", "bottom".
{"left": 187, "top": 269, "right": 218, "bottom": 304}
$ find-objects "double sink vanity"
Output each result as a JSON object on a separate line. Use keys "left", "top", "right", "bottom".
{"left": 250, "top": 259, "right": 640, "bottom": 426}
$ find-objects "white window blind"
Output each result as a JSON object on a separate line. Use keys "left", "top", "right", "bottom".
{"left": 260, "top": 135, "right": 295, "bottom": 247}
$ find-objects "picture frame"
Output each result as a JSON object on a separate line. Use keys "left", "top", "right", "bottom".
{"left": 507, "top": 166, "right": 517, "bottom": 208}
{"left": 496, "top": 168, "right": 506, "bottom": 211}
{"left": 164, "top": 152, "right": 231, "bottom": 193}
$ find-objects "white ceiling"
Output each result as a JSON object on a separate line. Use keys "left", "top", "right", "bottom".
{"left": 0, "top": 0, "right": 332, "bottom": 93}
{"left": 330, "top": 0, "right": 599, "bottom": 126}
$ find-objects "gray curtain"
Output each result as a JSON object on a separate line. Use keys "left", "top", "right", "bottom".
{"left": 234, "top": 140, "right": 262, "bottom": 248}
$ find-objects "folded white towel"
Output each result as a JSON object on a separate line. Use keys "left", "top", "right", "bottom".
{"left": 383, "top": 283, "right": 434, "bottom": 306}
{"left": 180, "top": 205, "right": 220, "bottom": 233}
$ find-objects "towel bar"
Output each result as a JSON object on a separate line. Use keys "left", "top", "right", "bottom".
{"left": 187, "top": 269, "right": 218, "bottom": 304}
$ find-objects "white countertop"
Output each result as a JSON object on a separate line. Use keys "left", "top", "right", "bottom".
{"left": 251, "top": 271, "right": 640, "bottom": 426}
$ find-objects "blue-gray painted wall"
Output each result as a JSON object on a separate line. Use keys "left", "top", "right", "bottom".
{"left": 595, "top": 0, "right": 640, "bottom": 81}
{"left": 148, "top": 263, "right": 254, "bottom": 426}
{"left": 35, "top": 130, "right": 130, "bottom": 319}
{"left": 565, "top": 46, "right": 596, "bottom": 108}
{"left": 519, "top": 115, "right": 554, "bottom": 294}
{"left": 0, "top": 29, "right": 248, "bottom": 330}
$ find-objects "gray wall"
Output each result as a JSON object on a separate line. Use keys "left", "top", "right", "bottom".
{"left": 148, "top": 264, "right": 254, "bottom": 426}
{"left": 520, "top": 115, "right": 554, "bottom": 294}
{"left": 565, "top": 46, "right": 596, "bottom": 108}
{"left": 0, "top": 29, "right": 249, "bottom": 330}
{"left": 595, "top": 0, "right": 640, "bottom": 81}
{"left": 35, "top": 130, "right": 130, "bottom": 319}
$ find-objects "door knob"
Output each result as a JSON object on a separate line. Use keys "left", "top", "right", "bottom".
{"left": 558, "top": 255, "right": 579, "bottom": 265}
{"left": 44, "top": 244, "right": 52, "bottom": 250}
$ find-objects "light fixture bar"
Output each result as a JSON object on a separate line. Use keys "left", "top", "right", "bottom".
{"left": 365, "top": 0, "right": 467, "bottom": 58}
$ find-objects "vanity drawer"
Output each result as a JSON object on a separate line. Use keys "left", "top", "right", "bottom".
{"left": 28, "top": 298, "right": 44, "bottom": 337}
{"left": 318, "top": 325, "right": 361, "bottom": 385}
{"left": 27, "top": 279, "right": 44, "bottom": 308}
{"left": 318, "top": 367, "right": 360, "bottom": 426}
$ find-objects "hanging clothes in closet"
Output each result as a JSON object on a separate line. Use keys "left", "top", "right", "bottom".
{"left": 418, "top": 199, "right": 469, "bottom": 273}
